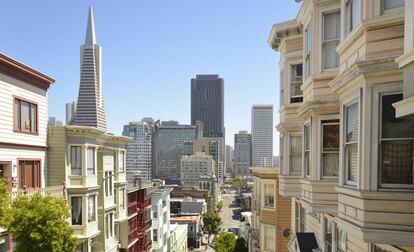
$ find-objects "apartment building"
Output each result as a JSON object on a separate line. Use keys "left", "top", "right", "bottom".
{"left": 250, "top": 167, "right": 291, "bottom": 252}
{"left": 0, "top": 53, "right": 60, "bottom": 250}
{"left": 149, "top": 187, "right": 172, "bottom": 252}
{"left": 169, "top": 223, "right": 188, "bottom": 252}
{"left": 269, "top": 0, "right": 414, "bottom": 251}
{"left": 119, "top": 181, "right": 153, "bottom": 252}
{"left": 180, "top": 152, "right": 215, "bottom": 187}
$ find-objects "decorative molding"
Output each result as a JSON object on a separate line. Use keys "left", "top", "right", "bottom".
{"left": 0, "top": 142, "right": 47, "bottom": 151}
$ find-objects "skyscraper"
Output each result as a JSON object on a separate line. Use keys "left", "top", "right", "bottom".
{"left": 152, "top": 121, "right": 196, "bottom": 184}
{"left": 225, "top": 145, "right": 234, "bottom": 176}
{"left": 48, "top": 117, "right": 63, "bottom": 126}
{"left": 191, "top": 74, "right": 224, "bottom": 137}
{"left": 234, "top": 131, "right": 252, "bottom": 177}
{"left": 251, "top": 105, "right": 273, "bottom": 167}
{"left": 122, "top": 119, "right": 154, "bottom": 182}
{"left": 65, "top": 101, "right": 76, "bottom": 125}
{"left": 74, "top": 6, "right": 106, "bottom": 131}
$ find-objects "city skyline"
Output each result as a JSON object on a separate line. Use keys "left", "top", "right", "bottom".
{"left": 0, "top": 1, "right": 302, "bottom": 155}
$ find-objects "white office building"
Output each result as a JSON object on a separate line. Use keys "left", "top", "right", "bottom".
{"left": 181, "top": 152, "right": 215, "bottom": 187}
{"left": 251, "top": 105, "right": 273, "bottom": 167}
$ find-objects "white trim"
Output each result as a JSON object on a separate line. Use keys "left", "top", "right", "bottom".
{"left": 317, "top": 114, "right": 340, "bottom": 181}
{"left": 287, "top": 132, "right": 303, "bottom": 176}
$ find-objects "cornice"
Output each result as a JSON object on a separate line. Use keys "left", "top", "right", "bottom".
{"left": 395, "top": 48, "right": 414, "bottom": 69}
{"left": 302, "top": 71, "right": 338, "bottom": 91}
{"left": 297, "top": 99, "right": 340, "bottom": 118}
{"left": 65, "top": 125, "right": 130, "bottom": 144}
{"left": 268, "top": 19, "right": 303, "bottom": 51}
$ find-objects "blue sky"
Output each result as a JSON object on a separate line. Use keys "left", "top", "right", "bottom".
{"left": 1, "top": 1, "right": 301, "bottom": 155}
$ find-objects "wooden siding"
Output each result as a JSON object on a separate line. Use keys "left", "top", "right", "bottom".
{"left": 46, "top": 126, "right": 67, "bottom": 186}
{"left": 276, "top": 194, "right": 291, "bottom": 252}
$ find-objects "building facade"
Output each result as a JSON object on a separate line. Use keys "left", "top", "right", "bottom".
{"left": 123, "top": 120, "right": 153, "bottom": 182}
{"left": 152, "top": 121, "right": 196, "bottom": 184}
{"left": 149, "top": 187, "right": 172, "bottom": 252}
{"left": 0, "top": 53, "right": 59, "bottom": 250}
{"left": 169, "top": 224, "right": 188, "bottom": 252}
{"left": 66, "top": 101, "right": 76, "bottom": 125}
{"left": 180, "top": 152, "right": 215, "bottom": 187}
{"left": 191, "top": 74, "right": 224, "bottom": 138}
{"left": 251, "top": 105, "right": 274, "bottom": 167}
{"left": 234, "top": 131, "right": 252, "bottom": 177}
{"left": 225, "top": 145, "right": 233, "bottom": 177}
{"left": 269, "top": 0, "right": 414, "bottom": 251}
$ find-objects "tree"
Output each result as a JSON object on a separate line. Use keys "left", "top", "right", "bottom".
{"left": 201, "top": 211, "right": 221, "bottom": 245}
{"left": 232, "top": 178, "right": 242, "bottom": 194}
{"left": 0, "top": 178, "right": 12, "bottom": 228}
{"left": 216, "top": 201, "right": 224, "bottom": 211}
{"left": 214, "top": 231, "right": 236, "bottom": 252}
{"left": 9, "top": 193, "right": 77, "bottom": 252}
{"left": 234, "top": 237, "right": 248, "bottom": 252}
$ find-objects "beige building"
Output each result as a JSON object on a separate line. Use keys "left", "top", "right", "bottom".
{"left": 180, "top": 152, "right": 215, "bottom": 187}
{"left": 251, "top": 167, "right": 291, "bottom": 252}
{"left": 269, "top": 0, "right": 414, "bottom": 251}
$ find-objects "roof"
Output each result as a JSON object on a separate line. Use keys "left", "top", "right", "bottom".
{"left": 268, "top": 19, "right": 302, "bottom": 51}
{"left": 0, "top": 53, "right": 55, "bottom": 90}
{"left": 170, "top": 215, "right": 200, "bottom": 222}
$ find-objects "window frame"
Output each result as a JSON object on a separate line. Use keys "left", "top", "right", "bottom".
{"left": 295, "top": 200, "right": 306, "bottom": 232}
{"left": 322, "top": 10, "right": 341, "bottom": 71}
{"left": 87, "top": 195, "right": 96, "bottom": 223}
{"left": 342, "top": 94, "right": 361, "bottom": 187}
{"left": 13, "top": 96, "right": 38, "bottom": 135}
{"left": 70, "top": 145, "right": 83, "bottom": 176}
{"left": 381, "top": 0, "right": 405, "bottom": 13}
{"left": 288, "top": 132, "right": 303, "bottom": 176}
{"left": 344, "top": 0, "right": 362, "bottom": 36}
{"left": 105, "top": 171, "right": 113, "bottom": 197}
{"left": 304, "top": 23, "right": 312, "bottom": 80}
{"left": 303, "top": 123, "right": 311, "bottom": 179}
{"left": 118, "top": 151, "right": 125, "bottom": 172}
{"left": 87, "top": 146, "right": 95, "bottom": 175}
{"left": 70, "top": 196, "right": 83, "bottom": 226}
{"left": 263, "top": 224, "right": 275, "bottom": 251}
{"left": 317, "top": 115, "right": 340, "bottom": 180}
{"left": 263, "top": 183, "right": 275, "bottom": 208}
{"left": 289, "top": 63, "right": 304, "bottom": 103}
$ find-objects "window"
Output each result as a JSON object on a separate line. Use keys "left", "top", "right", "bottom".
{"left": 71, "top": 146, "right": 82, "bottom": 175}
{"left": 280, "top": 72, "right": 284, "bottom": 106}
{"left": 379, "top": 94, "right": 414, "bottom": 188}
{"left": 87, "top": 147, "right": 95, "bottom": 175}
{"left": 290, "top": 64, "right": 303, "bottom": 103}
{"left": 322, "top": 120, "right": 340, "bottom": 177}
{"left": 110, "top": 213, "right": 113, "bottom": 237}
{"left": 163, "top": 211, "right": 167, "bottom": 224}
{"left": 289, "top": 135, "right": 302, "bottom": 175}
{"left": 105, "top": 213, "right": 113, "bottom": 239}
{"left": 382, "top": 0, "right": 404, "bottom": 11}
{"left": 264, "top": 184, "right": 275, "bottom": 208}
{"left": 280, "top": 136, "right": 284, "bottom": 172}
{"left": 152, "top": 207, "right": 157, "bottom": 218}
{"left": 88, "top": 195, "right": 96, "bottom": 222}
{"left": 120, "top": 189, "right": 125, "bottom": 209}
{"left": 153, "top": 229, "right": 158, "bottom": 242}
{"left": 264, "top": 225, "right": 275, "bottom": 251}
{"left": 14, "top": 98, "right": 37, "bottom": 133}
{"left": 324, "top": 218, "right": 333, "bottom": 252}
{"left": 304, "top": 25, "right": 312, "bottom": 79}
{"left": 105, "top": 172, "right": 113, "bottom": 197}
{"left": 345, "top": 103, "right": 359, "bottom": 184}
{"left": 295, "top": 201, "right": 306, "bottom": 232}
{"left": 304, "top": 125, "right": 311, "bottom": 177}
{"left": 105, "top": 214, "right": 109, "bottom": 238}
{"left": 345, "top": 0, "right": 361, "bottom": 34}
{"left": 323, "top": 12, "right": 340, "bottom": 70}
{"left": 119, "top": 151, "right": 125, "bottom": 172}
{"left": 71, "top": 197, "right": 82, "bottom": 225}
{"left": 336, "top": 227, "right": 346, "bottom": 252}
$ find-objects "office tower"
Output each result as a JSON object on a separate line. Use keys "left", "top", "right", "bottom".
{"left": 181, "top": 152, "right": 215, "bottom": 187}
{"left": 234, "top": 131, "right": 252, "bottom": 177}
{"left": 225, "top": 145, "right": 234, "bottom": 176}
{"left": 65, "top": 101, "right": 76, "bottom": 125}
{"left": 251, "top": 105, "right": 273, "bottom": 167}
{"left": 122, "top": 119, "right": 154, "bottom": 182}
{"left": 74, "top": 7, "right": 106, "bottom": 131}
{"left": 195, "top": 121, "right": 204, "bottom": 139}
{"left": 191, "top": 74, "right": 224, "bottom": 137}
{"left": 48, "top": 117, "right": 63, "bottom": 126}
{"left": 152, "top": 121, "right": 196, "bottom": 184}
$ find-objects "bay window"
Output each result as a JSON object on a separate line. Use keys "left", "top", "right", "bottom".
{"left": 264, "top": 184, "right": 275, "bottom": 208}
{"left": 87, "top": 147, "right": 95, "bottom": 175}
{"left": 305, "top": 25, "right": 312, "bottom": 79}
{"left": 88, "top": 195, "right": 96, "bottom": 222}
{"left": 345, "top": 0, "right": 361, "bottom": 35}
{"left": 295, "top": 201, "right": 306, "bottom": 232}
{"left": 289, "top": 134, "right": 302, "bottom": 175}
{"left": 345, "top": 102, "right": 359, "bottom": 184}
{"left": 71, "top": 197, "right": 82, "bottom": 225}
{"left": 71, "top": 146, "right": 82, "bottom": 175}
{"left": 323, "top": 12, "right": 340, "bottom": 70}
{"left": 379, "top": 94, "right": 414, "bottom": 188}
{"left": 322, "top": 120, "right": 340, "bottom": 178}
{"left": 290, "top": 64, "right": 303, "bottom": 103}
{"left": 382, "top": 0, "right": 404, "bottom": 11}
{"left": 304, "top": 125, "right": 311, "bottom": 177}
{"left": 14, "top": 98, "right": 37, "bottom": 134}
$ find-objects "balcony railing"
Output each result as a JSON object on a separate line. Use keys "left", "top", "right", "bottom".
{"left": 9, "top": 185, "right": 66, "bottom": 200}
{"left": 128, "top": 202, "right": 138, "bottom": 216}
{"left": 137, "top": 219, "right": 152, "bottom": 231}
{"left": 128, "top": 229, "right": 138, "bottom": 244}
{"left": 137, "top": 238, "right": 152, "bottom": 252}
{"left": 137, "top": 198, "right": 150, "bottom": 210}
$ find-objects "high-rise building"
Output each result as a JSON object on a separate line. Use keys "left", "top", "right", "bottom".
{"left": 48, "top": 117, "right": 63, "bottom": 126}
{"left": 225, "top": 145, "right": 234, "bottom": 176}
{"left": 234, "top": 131, "right": 252, "bottom": 177}
{"left": 65, "top": 101, "right": 76, "bottom": 125}
{"left": 152, "top": 121, "right": 196, "bottom": 183}
{"left": 74, "top": 6, "right": 106, "bottom": 131}
{"left": 181, "top": 152, "right": 215, "bottom": 187}
{"left": 251, "top": 105, "right": 273, "bottom": 167}
{"left": 123, "top": 119, "right": 154, "bottom": 182}
{"left": 191, "top": 74, "right": 224, "bottom": 137}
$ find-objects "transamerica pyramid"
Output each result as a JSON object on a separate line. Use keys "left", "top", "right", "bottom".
{"left": 74, "top": 6, "right": 107, "bottom": 131}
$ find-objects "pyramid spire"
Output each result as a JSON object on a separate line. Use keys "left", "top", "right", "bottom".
{"left": 85, "top": 6, "right": 96, "bottom": 45}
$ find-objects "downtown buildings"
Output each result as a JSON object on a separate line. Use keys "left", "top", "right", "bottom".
{"left": 180, "top": 152, "right": 215, "bottom": 187}
{"left": 66, "top": 101, "right": 77, "bottom": 125}
{"left": 261, "top": 0, "right": 414, "bottom": 251}
{"left": 234, "top": 131, "right": 252, "bottom": 177}
{"left": 251, "top": 105, "right": 274, "bottom": 167}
